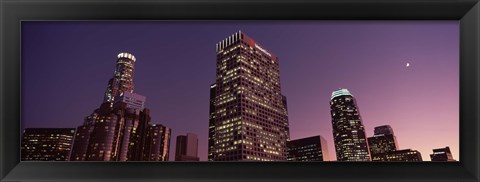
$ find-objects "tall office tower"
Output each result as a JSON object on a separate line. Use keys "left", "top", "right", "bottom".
{"left": 208, "top": 83, "right": 217, "bottom": 161}
{"left": 368, "top": 125, "right": 399, "bottom": 161}
{"left": 71, "top": 53, "right": 171, "bottom": 161}
{"left": 85, "top": 92, "right": 147, "bottom": 161}
{"left": 287, "top": 135, "right": 329, "bottom": 161}
{"left": 375, "top": 149, "right": 423, "bottom": 161}
{"left": 103, "top": 52, "right": 136, "bottom": 103}
{"left": 143, "top": 124, "right": 171, "bottom": 161}
{"left": 330, "top": 88, "right": 371, "bottom": 161}
{"left": 21, "top": 128, "right": 76, "bottom": 161}
{"left": 175, "top": 133, "right": 200, "bottom": 161}
{"left": 70, "top": 114, "right": 96, "bottom": 161}
{"left": 430, "top": 146, "right": 455, "bottom": 161}
{"left": 212, "top": 31, "right": 290, "bottom": 161}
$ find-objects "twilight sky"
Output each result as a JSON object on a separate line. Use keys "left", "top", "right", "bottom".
{"left": 22, "top": 21, "right": 459, "bottom": 161}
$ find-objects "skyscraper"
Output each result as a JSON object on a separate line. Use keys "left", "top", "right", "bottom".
{"left": 175, "top": 133, "right": 200, "bottom": 161}
{"left": 143, "top": 124, "right": 171, "bottom": 161}
{"left": 208, "top": 83, "right": 217, "bottom": 161}
{"left": 70, "top": 114, "right": 96, "bottom": 161}
{"left": 430, "top": 146, "right": 455, "bottom": 161}
{"left": 330, "top": 88, "right": 370, "bottom": 161}
{"left": 368, "top": 125, "right": 399, "bottom": 161}
{"left": 70, "top": 52, "right": 171, "bottom": 161}
{"left": 103, "top": 52, "right": 136, "bottom": 104}
{"left": 21, "top": 128, "right": 76, "bottom": 161}
{"left": 211, "top": 31, "right": 290, "bottom": 161}
{"left": 287, "top": 135, "right": 329, "bottom": 161}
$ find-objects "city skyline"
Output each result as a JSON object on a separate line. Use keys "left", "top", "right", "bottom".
{"left": 22, "top": 21, "right": 459, "bottom": 161}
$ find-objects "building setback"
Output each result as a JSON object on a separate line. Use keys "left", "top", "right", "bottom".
{"left": 287, "top": 135, "right": 329, "bottom": 161}
{"left": 21, "top": 128, "right": 76, "bottom": 161}
{"left": 175, "top": 133, "right": 200, "bottom": 161}
{"left": 210, "top": 31, "right": 290, "bottom": 161}
{"left": 368, "top": 125, "right": 399, "bottom": 161}
{"left": 330, "top": 88, "right": 371, "bottom": 161}
{"left": 70, "top": 53, "right": 171, "bottom": 161}
{"left": 430, "top": 146, "right": 455, "bottom": 161}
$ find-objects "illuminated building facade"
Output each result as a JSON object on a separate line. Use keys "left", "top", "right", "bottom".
{"left": 208, "top": 83, "right": 217, "bottom": 161}
{"left": 287, "top": 135, "right": 329, "bottom": 161}
{"left": 430, "top": 146, "right": 455, "bottom": 161}
{"left": 330, "top": 88, "right": 370, "bottom": 161}
{"left": 21, "top": 128, "right": 76, "bottom": 161}
{"left": 375, "top": 149, "right": 423, "bottom": 161}
{"left": 103, "top": 53, "right": 136, "bottom": 103}
{"left": 368, "top": 125, "right": 399, "bottom": 161}
{"left": 175, "top": 133, "right": 200, "bottom": 161}
{"left": 143, "top": 124, "right": 171, "bottom": 161}
{"left": 70, "top": 53, "right": 171, "bottom": 161}
{"left": 211, "top": 31, "right": 290, "bottom": 161}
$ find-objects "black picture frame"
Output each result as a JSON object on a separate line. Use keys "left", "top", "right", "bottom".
{"left": 1, "top": 0, "right": 479, "bottom": 181}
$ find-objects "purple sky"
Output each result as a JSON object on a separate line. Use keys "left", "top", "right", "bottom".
{"left": 22, "top": 21, "right": 459, "bottom": 161}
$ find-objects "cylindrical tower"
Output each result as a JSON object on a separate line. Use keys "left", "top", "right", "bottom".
{"left": 103, "top": 52, "right": 136, "bottom": 103}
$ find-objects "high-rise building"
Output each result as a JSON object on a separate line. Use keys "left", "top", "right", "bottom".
{"left": 21, "top": 128, "right": 76, "bottom": 161}
{"left": 175, "top": 133, "right": 200, "bottom": 161}
{"left": 208, "top": 83, "right": 217, "bottom": 161}
{"left": 287, "top": 135, "right": 329, "bottom": 161}
{"left": 430, "top": 146, "right": 455, "bottom": 161}
{"left": 330, "top": 88, "right": 370, "bottom": 161}
{"left": 103, "top": 52, "right": 136, "bottom": 103}
{"left": 368, "top": 125, "right": 399, "bottom": 161}
{"left": 143, "top": 124, "right": 171, "bottom": 161}
{"left": 211, "top": 31, "right": 290, "bottom": 161}
{"left": 84, "top": 94, "right": 149, "bottom": 161}
{"left": 374, "top": 149, "right": 423, "bottom": 162}
{"left": 70, "top": 114, "right": 96, "bottom": 161}
{"left": 70, "top": 52, "right": 171, "bottom": 161}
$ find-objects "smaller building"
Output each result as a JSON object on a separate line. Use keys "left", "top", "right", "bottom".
{"left": 430, "top": 146, "right": 455, "bottom": 161}
{"left": 287, "top": 135, "right": 329, "bottom": 161}
{"left": 368, "top": 125, "right": 399, "bottom": 160}
{"left": 175, "top": 133, "right": 200, "bottom": 161}
{"left": 373, "top": 149, "right": 423, "bottom": 162}
{"left": 21, "top": 128, "right": 76, "bottom": 161}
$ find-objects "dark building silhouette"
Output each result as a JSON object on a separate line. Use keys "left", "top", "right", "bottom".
{"left": 374, "top": 149, "right": 423, "bottom": 162}
{"left": 175, "top": 133, "right": 200, "bottom": 161}
{"left": 70, "top": 115, "right": 96, "bottom": 161}
{"left": 330, "top": 88, "right": 370, "bottom": 161}
{"left": 282, "top": 95, "right": 290, "bottom": 140}
{"left": 208, "top": 83, "right": 217, "bottom": 161}
{"left": 368, "top": 125, "right": 399, "bottom": 161}
{"left": 210, "top": 31, "right": 290, "bottom": 161}
{"left": 21, "top": 128, "right": 76, "bottom": 161}
{"left": 287, "top": 135, "right": 329, "bottom": 161}
{"left": 430, "top": 146, "right": 455, "bottom": 161}
{"left": 143, "top": 124, "right": 171, "bottom": 161}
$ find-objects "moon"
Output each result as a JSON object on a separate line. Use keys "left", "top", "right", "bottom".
{"left": 406, "top": 62, "right": 410, "bottom": 67}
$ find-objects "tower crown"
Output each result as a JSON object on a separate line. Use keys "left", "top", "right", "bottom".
{"left": 331, "top": 88, "right": 353, "bottom": 100}
{"left": 117, "top": 52, "right": 136, "bottom": 62}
